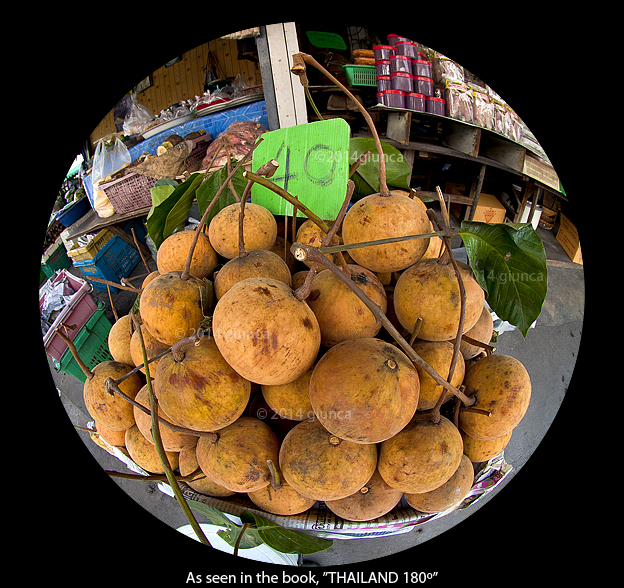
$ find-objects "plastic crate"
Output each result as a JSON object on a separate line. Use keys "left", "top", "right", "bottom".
{"left": 42, "top": 236, "right": 72, "bottom": 278}
{"left": 56, "top": 196, "right": 92, "bottom": 228}
{"left": 41, "top": 269, "right": 99, "bottom": 362}
{"left": 54, "top": 306, "right": 113, "bottom": 383}
{"left": 342, "top": 64, "right": 376, "bottom": 87}
{"left": 99, "top": 172, "right": 158, "bottom": 215}
{"left": 72, "top": 232, "right": 141, "bottom": 293}
{"left": 66, "top": 228, "right": 115, "bottom": 262}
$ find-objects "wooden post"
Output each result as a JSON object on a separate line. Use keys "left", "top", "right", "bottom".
{"left": 466, "top": 163, "right": 487, "bottom": 221}
{"left": 256, "top": 23, "right": 308, "bottom": 130}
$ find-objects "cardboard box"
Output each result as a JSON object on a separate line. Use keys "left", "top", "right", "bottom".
{"left": 556, "top": 213, "right": 582, "bottom": 265}
{"left": 472, "top": 193, "right": 507, "bottom": 224}
{"left": 446, "top": 184, "right": 507, "bottom": 223}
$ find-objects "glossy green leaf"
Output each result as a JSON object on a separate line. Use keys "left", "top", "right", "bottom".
{"left": 241, "top": 510, "right": 333, "bottom": 555}
{"left": 196, "top": 164, "right": 248, "bottom": 225}
{"left": 459, "top": 221, "right": 548, "bottom": 337}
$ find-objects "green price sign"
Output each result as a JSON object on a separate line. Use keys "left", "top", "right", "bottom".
{"left": 251, "top": 118, "right": 350, "bottom": 220}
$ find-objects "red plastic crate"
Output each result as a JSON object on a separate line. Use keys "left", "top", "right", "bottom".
{"left": 41, "top": 269, "right": 99, "bottom": 362}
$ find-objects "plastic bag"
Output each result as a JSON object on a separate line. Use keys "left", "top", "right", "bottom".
{"left": 123, "top": 93, "right": 154, "bottom": 135}
{"left": 91, "top": 137, "right": 131, "bottom": 218}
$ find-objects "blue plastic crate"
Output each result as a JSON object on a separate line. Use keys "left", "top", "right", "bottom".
{"left": 73, "top": 231, "right": 141, "bottom": 293}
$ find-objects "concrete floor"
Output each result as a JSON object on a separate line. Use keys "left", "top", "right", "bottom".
{"left": 42, "top": 212, "right": 584, "bottom": 579}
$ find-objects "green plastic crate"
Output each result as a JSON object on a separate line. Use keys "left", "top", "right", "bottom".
{"left": 42, "top": 239, "right": 72, "bottom": 278}
{"left": 342, "top": 64, "right": 376, "bottom": 87}
{"left": 54, "top": 305, "right": 113, "bottom": 382}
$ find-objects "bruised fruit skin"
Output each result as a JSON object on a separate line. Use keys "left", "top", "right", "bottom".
{"left": 214, "top": 249, "right": 292, "bottom": 300}
{"left": 178, "top": 446, "right": 235, "bottom": 497}
{"left": 83, "top": 361, "right": 144, "bottom": 431}
{"left": 195, "top": 416, "right": 280, "bottom": 493}
{"left": 133, "top": 385, "right": 198, "bottom": 452}
{"left": 393, "top": 258, "right": 485, "bottom": 342}
{"left": 279, "top": 418, "right": 378, "bottom": 501}
{"left": 156, "top": 230, "right": 218, "bottom": 279}
{"left": 405, "top": 453, "right": 474, "bottom": 513}
{"left": 459, "top": 354, "right": 531, "bottom": 441}
{"left": 208, "top": 202, "right": 277, "bottom": 260}
{"left": 154, "top": 336, "right": 251, "bottom": 433}
{"left": 108, "top": 314, "right": 135, "bottom": 367}
{"left": 461, "top": 429, "right": 513, "bottom": 463}
{"left": 124, "top": 424, "right": 179, "bottom": 474}
{"left": 378, "top": 413, "right": 463, "bottom": 494}
{"left": 306, "top": 266, "right": 387, "bottom": 347}
{"left": 324, "top": 468, "right": 403, "bottom": 522}
{"left": 139, "top": 271, "right": 212, "bottom": 346}
{"left": 309, "top": 338, "right": 419, "bottom": 444}
{"left": 295, "top": 219, "right": 340, "bottom": 269}
{"left": 341, "top": 190, "right": 431, "bottom": 273}
{"left": 411, "top": 340, "right": 465, "bottom": 411}
{"left": 212, "top": 277, "right": 321, "bottom": 386}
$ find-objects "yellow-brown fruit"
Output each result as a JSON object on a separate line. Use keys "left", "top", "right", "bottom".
{"left": 247, "top": 461, "right": 316, "bottom": 516}
{"left": 214, "top": 249, "right": 292, "bottom": 300}
{"left": 405, "top": 453, "right": 474, "bottom": 513}
{"left": 309, "top": 338, "right": 419, "bottom": 444}
{"left": 461, "top": 429, "right": 513, "bottom": 463}
{"left": 291, "top": 270, "right": 310, "bottom": 290}
{"left": 212, "top": 277, "right": 321, "bottom": 386}
{"left": 139, "top": 271, "right": 212, "bottom": 346}
{"left": 208, "top": 202, "right": 277, "bottom": 259}
{"left": 341, "top": 190, "right": 431, "bottom": 273}
{"left": 261, "top": 366, "right": 314, "bottom": 421}
{"left": 378, "top": 413, "right": 463, "bottom": 494}
{"left": 93, "top": 419, "right": 126, "bottom": 447}
{"left": 411, "top": 340, "right": 465, "bottom": 411}
{"left": 154, "top": 336, "right": 251, "bottom": 432}
{"left": 195, "top": 416, "right": 279, "bottom": 493}
{"left": 178, "top": 446, "right": 235, "bottom": 497}
{"left": 460, "top": 304, "right": 494, "bottom": 360}
{"left": 270, "top": 235, "right": 297, "bottom": 273}
{"left": 83, "top": 361, "right": 144, "bottom": 431}
{"left": 279, "top": 418, "right": 378, "bottom": 501}
{"left": 107, "top": 314, "right": 135, "bottom": 367}
{"left": 156, "top": 230, "right": 218, "bottom": 279}
{"left": 459, "top": 354, "right": 531, "bottom": 440}
{"left": 141, "top": 270, "right": 160, "bottom": 289}
{"left": 306, "top": 265, "right": 387, "bottom": 347}
{"left": 295, "top": 219, "right": 338, "bottom": 269}
{"left": 393, "top": 258, "right": 485, "bottom": 341}
{"left": 124, "top": 424, "right": 179, "bottom": 474}
{"left": 132, "top": 385, "right": 198, "bottom": 452}
{"left": 324, "top": 468, "right": 403, "bottom": 522}
{"left": 129, "top": 324, "right": 170, "bottom": 375}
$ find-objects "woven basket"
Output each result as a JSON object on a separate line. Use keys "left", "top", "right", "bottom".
{"left": 99, "top": 172, "right": 157, "bottom": 215}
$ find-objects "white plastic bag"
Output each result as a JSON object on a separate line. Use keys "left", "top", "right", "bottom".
{"left": 123, "top": 93, "right": 154, "bottom": 135}
{"left": 91, "top": 138, "right": 131, "bottom": 218}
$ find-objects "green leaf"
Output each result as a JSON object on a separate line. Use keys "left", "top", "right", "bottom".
{"left": 196, "top": 164, "right": 248, "bottom": 226}
{"left": 146, "top": 173, "right": 204, "bottom": 248}
{"left": 186, "top": 501, "right": 235, "bottom": 528}
{"left": 241, "top": 510, "right": 333, "bottom": 555}
{"left": 459, "top": 221, "right": 548, "bottom": 337}
{"left": 349, "top": 137, "right": 411, "bottom": 199}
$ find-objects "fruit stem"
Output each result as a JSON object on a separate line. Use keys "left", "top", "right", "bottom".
{"left": 290, "top": 242, "right": 475, "bottom": 407}
{"left": 171, "top": 328, "right": 205, "bottom": 363}
{"left": 238, "top": 159, "right": 280, "bottom": 258}
{"left": 294, "top": 180, "right": 355, "bottom": 301}
{"left": 267, "top": 459, "right": 283, "bottom": 491}
{"left": 130, "top": 314, "right": 212, "bottom": 547}
{"left": 291, "top": 52, "right": 390, "bottom": 197}
{"left": 317, "top": 230, "right": 455, "bottom": 255}
{"left": 54, "top": 328, "right": 94, "bottom": 380}
{"left": 180, "top": 137, "right": 263, "bottom": 281}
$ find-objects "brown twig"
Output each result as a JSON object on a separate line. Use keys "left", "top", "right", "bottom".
{"left": 131, "top": 226, "right": 151, "bottom": 274}
{"left": 294, "top": 180, "right": 355, "bottom": 301}
{"left": 291, "top": 242, "right": 475, "bottom": 406}
{"left": 291, "top": 52, "right": 389, "bottom": 196}
{"left": 180, "top": 137, "right": 263, "bottom": 281}
{"left": 349, "top": 150, "right": 372, "bottom": 178}
{"left": 55, "top": 329, "right": 93, "bottom": 380}
{"left": 85, "top": 276, "right": 142, "bottom": 294}
{"left": 106, "top": 284, "right": 118, "bottom": 322}
{"left": 106, "top": 469, "right": 206, "bottom": 483}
